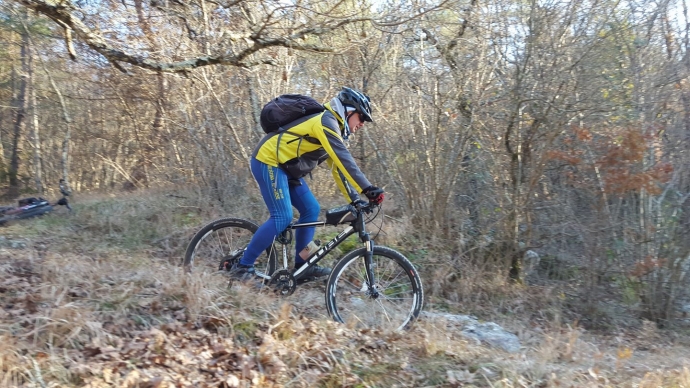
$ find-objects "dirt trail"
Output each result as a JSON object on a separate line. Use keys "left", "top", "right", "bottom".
{"left": 2, "top": 237, "right": 690, "bottom": 387}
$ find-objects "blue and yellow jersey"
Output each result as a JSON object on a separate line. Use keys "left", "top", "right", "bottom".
{"left": 252, "top": 104, "right": 371, "bottom": 202}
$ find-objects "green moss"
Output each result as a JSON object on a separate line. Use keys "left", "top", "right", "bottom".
{"left": 233, "top": 321, "right": 258, "bottom": 343}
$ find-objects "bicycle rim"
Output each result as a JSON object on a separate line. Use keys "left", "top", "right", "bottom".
{"left": 183, "top": 218, "right": 276, "bottom": 279}
{"left": 326, "top": 246, "right": 423, "bottom": 331}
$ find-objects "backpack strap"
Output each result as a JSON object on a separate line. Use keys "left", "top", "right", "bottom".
{"left": 273, "top": 112, "right": 322, "bottom": 172}
{"left": 250, "top": 112, "right": 323, "bottom": 190}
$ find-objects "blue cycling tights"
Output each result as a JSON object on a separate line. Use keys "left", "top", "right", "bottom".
{"left": 239, "top": 158, "right": 320, "bottom": 267}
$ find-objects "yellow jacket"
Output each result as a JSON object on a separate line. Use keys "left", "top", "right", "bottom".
{"left": 252, "top": 101, "right": 371, "bottom": 201}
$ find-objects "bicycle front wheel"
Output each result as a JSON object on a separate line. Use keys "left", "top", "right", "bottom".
{"left": 183, "top": 218, "right": 277, "bottom": 280}
{"left": 325, "top": 246, "right": 424, "bottom": 331}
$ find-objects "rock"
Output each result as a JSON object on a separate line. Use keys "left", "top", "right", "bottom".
{"left": 10, "top": 240, "right": 27, "bottom": 249}
{"left": 422, "top": 312, "right": 477, "bottom": 325}
{"left": 0, "top": 236, "right": 28, "bottom": 249}
{"left": 421, "top": 311, "right": 521, "bottom": 353}
{"left": 461, "top": 321, "right": 521, "bottom": 353}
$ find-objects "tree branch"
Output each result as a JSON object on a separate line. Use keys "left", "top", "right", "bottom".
{"left": 15, "top": 0, "right": 368, "bottom": 72}
{"left": 54, "top": 19, "right": 77, "bottom": 60}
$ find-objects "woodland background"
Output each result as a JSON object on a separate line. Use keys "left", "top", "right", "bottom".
{"left": 2, "top": 0, "right": 690, "bottom": 331}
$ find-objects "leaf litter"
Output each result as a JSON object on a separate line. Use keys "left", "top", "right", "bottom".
{"left": 1, "top": 234, "right": 690, "bottom": 387}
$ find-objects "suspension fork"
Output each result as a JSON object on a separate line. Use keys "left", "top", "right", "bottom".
{"left": 361, "top": 230, "right": 380, "bottom": 298}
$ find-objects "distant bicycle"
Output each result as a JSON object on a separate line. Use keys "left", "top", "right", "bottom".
{"left": 0, "top": 180, "right": 71, "bottom": 226}
{"left": 184, "top": 201, "right": 424, "bottom": 331}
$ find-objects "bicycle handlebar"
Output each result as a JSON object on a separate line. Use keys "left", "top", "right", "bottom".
{"left": 350, "top": 199, "right": 380, "bottom": 214}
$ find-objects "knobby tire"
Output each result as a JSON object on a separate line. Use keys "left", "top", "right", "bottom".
{"left": 325, "top": 246, "right": 423, "bottom": 331}
{"left": 183, "top": 218, "right": 277, "bottom": 279}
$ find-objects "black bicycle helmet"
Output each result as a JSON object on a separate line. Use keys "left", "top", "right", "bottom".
{"left": 338, "top": 87, "right": 373, "bottom": 122}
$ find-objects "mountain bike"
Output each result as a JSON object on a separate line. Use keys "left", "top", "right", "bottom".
{"left": 0, "top": 179, "right": 72, "bottom": 226}
{"left": 183, "top": 201, "right": 424, "bottom": 331}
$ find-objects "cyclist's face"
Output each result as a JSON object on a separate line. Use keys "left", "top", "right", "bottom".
{"left": 347, "top": 112, "right": 366, "bottom": 133}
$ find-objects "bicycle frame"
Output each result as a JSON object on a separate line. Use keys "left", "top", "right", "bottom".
{"left": 184, "top": 200, "right": 423, "bottom": 330}
{"left": 262, "top": 204, "right": 379, "bottom": 297}
{"left": 0, "top": 180, "right": 71, "bottom": 225}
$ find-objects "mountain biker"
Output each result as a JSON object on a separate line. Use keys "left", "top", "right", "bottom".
{"left": 229, "top": 87, "right": 385, "bottom": 283}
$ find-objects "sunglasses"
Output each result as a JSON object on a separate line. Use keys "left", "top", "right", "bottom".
{"left": 347, "top": 111, "right": 368, "bottom": 124}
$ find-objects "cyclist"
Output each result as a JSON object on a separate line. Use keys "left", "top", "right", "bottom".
{"left": 229, "top": 87, "right": 385, "bottom": 282}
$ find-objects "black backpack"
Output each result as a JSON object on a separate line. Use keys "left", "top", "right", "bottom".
{"left": 259, "top": 94, "right": 324, "bottom": 134}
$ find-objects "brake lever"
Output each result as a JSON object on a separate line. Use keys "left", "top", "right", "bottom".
{"left": 350, "top": 199, "right": 368, "bottom": 209}
{"left": 363, "top": 202, "right": 379, "bottom": 214}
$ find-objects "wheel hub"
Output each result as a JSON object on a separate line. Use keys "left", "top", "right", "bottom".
{"left": 366, "top": 283, "right": 381, "bottom": 299}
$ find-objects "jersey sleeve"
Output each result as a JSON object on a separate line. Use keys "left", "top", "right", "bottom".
{"left": 313, "top": 117, "right": 372, "bottom": 201}
{"left": 326, "top": 159, "right": 362, "bottom": 202}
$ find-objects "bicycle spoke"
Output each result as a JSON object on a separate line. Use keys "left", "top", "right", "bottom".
{"left": 340, "top": 275, "right": 366, "bottom": 291}
{"left": 326, "top": 247, "right": 423, "bottom": 331}
{"left": 184, "top": 218, "right": 277, "bottom": 279}
{"left": 212, "top": 232, "right": 226, "bottom": 258}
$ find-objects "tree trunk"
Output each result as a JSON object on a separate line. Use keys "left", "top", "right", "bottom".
{"left": 247, "top": 74, "right": 262, "bottom": 136}
{"left": 34, "top": 37, "right": 74, "bottom": 192}
{"left": 28, "top": 41, "right": 43, "bottom": 195}
{"left": 0, "top": 110, "right": 6, "bottom": 182}
{"left": 8, "top": 26, "right": 30, "bottom": 198}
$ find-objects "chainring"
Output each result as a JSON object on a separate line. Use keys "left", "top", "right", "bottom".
{"left": 268, "top": 269, "right": 296, "bottom": 296}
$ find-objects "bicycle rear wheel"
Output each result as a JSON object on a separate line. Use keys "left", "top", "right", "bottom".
{"left": 325, "top": 246, "right": 423, "bottom": 331}
{"left": 183, "top": 218, "right": 277, "bottom": 280}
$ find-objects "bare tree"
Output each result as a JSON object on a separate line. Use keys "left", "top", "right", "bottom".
{"left": 13, "top": 0, "right": 373, "bottom": 72}
{"left": 27, "top": 36, "right": 43, "bottom": 195}
{"left": 7, "top": 10, "right": 30, "bottom": 198}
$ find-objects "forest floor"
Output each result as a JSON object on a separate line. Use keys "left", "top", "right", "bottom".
{"left": 1, "top": 191, "right": 690, "bottom": 387}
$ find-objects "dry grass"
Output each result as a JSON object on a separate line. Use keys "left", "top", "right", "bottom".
{"left": 0, "top": 189, "right": 689, "bottom": 387}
